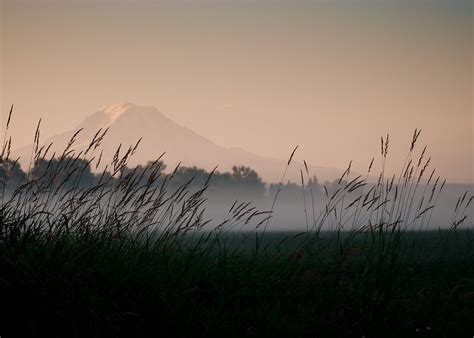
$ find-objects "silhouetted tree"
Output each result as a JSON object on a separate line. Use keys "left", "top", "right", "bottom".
{"left": 120, "top": 160, "right": 167, "bottom": 188}
{"left": 0, "top": 159, "right": 26, "bottom": 191}
{"left": 170, "top": 166, "right": 211, "bottom": 191}
{"left": 269, "top": 181, "right": 301, "bottom": 201}
{"left": 30, "top": 157, "right": 95, "bottom": 190}
{"left": 229, "top": 165, "right": 265, "bottom": 197}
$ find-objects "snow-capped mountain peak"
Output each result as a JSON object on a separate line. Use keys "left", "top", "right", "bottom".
{"left": 102, "top": 102, "right": 133, "bottom": 123}
{"left": 14, "top": 102, "right": 343, "bottom": 183}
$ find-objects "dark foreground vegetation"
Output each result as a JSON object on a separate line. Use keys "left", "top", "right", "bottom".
{"left": 1, "top": 228, "right": 473, "bottom": 338}
{"left": 0, "top": 110, "right": 472, "bottom": 337}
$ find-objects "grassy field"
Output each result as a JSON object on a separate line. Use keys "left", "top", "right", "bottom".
{"left": 0, "top": 228, "right": 473, "bottom": 337}
{"left": 0, "top": 121, "right": 473, "bottom": 337}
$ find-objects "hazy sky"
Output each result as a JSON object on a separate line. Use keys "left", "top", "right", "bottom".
{"left": 1, "top": 0, "right": 472, "bottom": 182}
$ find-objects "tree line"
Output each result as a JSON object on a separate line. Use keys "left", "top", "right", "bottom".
{"left": 0, "top": 157, "right": 329, "bottom": 200}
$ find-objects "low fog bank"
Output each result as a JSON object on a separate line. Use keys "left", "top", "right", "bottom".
{"left": 0, "top": 155, "right": 471, "bottom": 232}
{"left": 0, "top": 183, "right": 470, "bottom": 232}
{"left": 202, "top": 183, "right": 473, "bottom": 231}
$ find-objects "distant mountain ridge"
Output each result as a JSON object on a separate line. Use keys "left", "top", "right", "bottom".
{"left": 14, "top": 102, "right": 344, "bottom": 183}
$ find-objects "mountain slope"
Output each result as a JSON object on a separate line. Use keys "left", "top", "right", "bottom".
{"left": 14, "top": 102, "right": 343, "bottom": 183}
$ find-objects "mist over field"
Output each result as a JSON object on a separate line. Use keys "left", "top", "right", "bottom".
{"left": 203, "top": 184, "right": 474, "bottom": 231}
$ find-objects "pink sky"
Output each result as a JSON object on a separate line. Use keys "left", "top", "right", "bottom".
{"left": 1, "top": 0, "right": 472, "bottom": 182}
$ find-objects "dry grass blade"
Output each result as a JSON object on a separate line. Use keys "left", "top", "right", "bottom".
{"left": 288, "top": 145, "right": 299, "bottom": 165}
{"left": 303, "top": 160, "right": 309, "bottom": 174}
{"left": 6, "top": 104, "right": 13, "bottom": 130}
